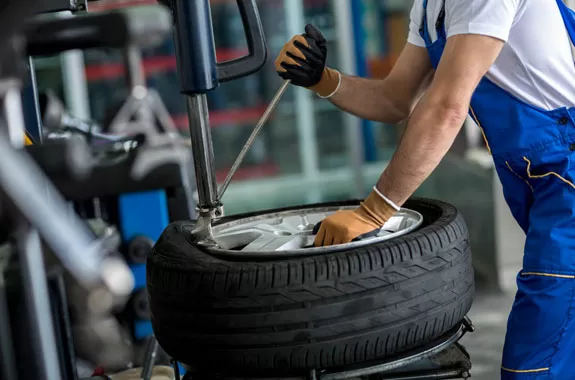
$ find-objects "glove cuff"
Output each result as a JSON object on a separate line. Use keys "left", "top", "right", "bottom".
{"left": 372, "top": 186, "right": 400, "bottom": 212}
{"left": 359, "top": 187, "right": 399, "bottom": 226}
{"left": 309, "top": 68, "right": 341, "bottom": 98}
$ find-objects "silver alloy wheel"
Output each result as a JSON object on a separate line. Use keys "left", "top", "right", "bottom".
{"left": 209, "top": 205, "right": 424, "bottom": 258}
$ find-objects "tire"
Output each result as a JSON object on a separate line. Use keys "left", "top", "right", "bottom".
{"left": 147, "top": 198, "right": 474, "bottom": 376}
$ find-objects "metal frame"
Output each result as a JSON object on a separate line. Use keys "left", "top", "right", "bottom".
{"left": 0, "top": 49, "right": 134, "bottom": 379}
{"left": 0, "top": 4, "right": 187, "bottom": 378}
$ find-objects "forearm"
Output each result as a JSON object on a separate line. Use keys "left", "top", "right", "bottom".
{"left": 375, "top": 95, "right": 467, "bottom": 206}
{"left": 328, "top": 74, "right": 412, "bottom": 125}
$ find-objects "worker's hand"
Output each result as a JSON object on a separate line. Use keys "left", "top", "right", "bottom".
{"left": 275, "top": 24, "right": 341, "bottom": 98}
{"left": 314, "top": 189, "right": 398, "bottom": 247}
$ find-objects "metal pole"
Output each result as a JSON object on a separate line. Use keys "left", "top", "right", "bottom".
{"left": 172, "top": 0, "right": 220, "bottom": 212}
{"left": 58, "top": 10, "right": 91, "bottom": 120}
{"left": 141, "top": 336, "right": 159, "bottom": 380}
{"left": 61, "top": 50, "right": 91, "bottom": 119}
{"left": 186, "top": 94, "right": 219, "bottom": 210}
{"left": 3, "top": 80, "right": 27, "bottom": 148}
{"left": 0, "top": 245, "right": 18, "bottom": 380}
{"left": 125, "top": 45, "right": 155, "bottom": 126}
{"left": 333, "top": 0, "right": 365, "bottom": 197}
{"left": 284, "top": 0, "right": 320, "bottom": 203}
{"left": 16, "top": 221, "right": 62, "bottom": 380}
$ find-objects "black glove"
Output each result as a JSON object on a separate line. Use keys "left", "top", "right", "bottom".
{"left": 275, "top": 24, "right": 338, "bottom": 95}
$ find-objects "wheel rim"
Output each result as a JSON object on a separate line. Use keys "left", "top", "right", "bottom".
{"left": 209, "top": 205, "right": 424, "bottom": 257}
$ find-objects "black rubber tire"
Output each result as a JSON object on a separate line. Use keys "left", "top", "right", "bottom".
{"left": 147, "top": 198, "right": 474, "bottom": 376}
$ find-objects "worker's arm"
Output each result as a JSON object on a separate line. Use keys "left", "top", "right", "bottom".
{"left": 275, "top": 25, "right": 433, "bottom": 124}
{"left": 312, "top": 34, "right": 505, "bottom": 246}
{"left": 328, "top": 44, "right": 433, "bottom": 124}
{"left": 377, "top": 34, "right": 505, "bottom": 205}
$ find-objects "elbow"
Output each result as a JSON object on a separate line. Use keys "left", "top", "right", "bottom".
{"left": 426, "top": 99, "right": 468, "bottom": 130}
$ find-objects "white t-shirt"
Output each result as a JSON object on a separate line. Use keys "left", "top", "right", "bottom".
{"left": 407, "top": 0, "right": 575, "bottom": 111}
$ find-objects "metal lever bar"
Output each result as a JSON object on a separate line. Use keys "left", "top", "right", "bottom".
{"left": 217, "top": 79, "right": 290, "bottom": 200}
{"left": 141, "top": 336, "right": 159, "bottom": 380}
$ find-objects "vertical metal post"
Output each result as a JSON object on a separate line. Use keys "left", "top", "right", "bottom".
{"left": 172, "top": 0, "right": 220, "bottom": 211}
{"left": 186, "top": 95, "right": 218, "bottom": 209}
{"left": 173, "top": 0, "right": 218, "bottom": 94}
{"left": 16, "top": 222, "right": 62, "bottom": 380}
{"left": 350, "top": 0, "right": 377, "bottom": 163}
{"left": 3, "top": 80, "right": 27, "bottom": 148}
{"left": 124, "top": 45, "right": 147, "bottom": 90}
{"left": 59, "top": 10, "right": 91, "bottom": 120}
{"left": 0, "top": 246, "right": 18, "bottom": 380}
{"left": 124, "top": 44, "right": 155, "bottom": 125}
{"left": 61, "top": 50, "right": 91, "bottom": 119}
{"left": 333, "top": 0, "right": 365, "bottom": 197}
{"left": 284, "top": 0, "right": 320, "bottom": 202}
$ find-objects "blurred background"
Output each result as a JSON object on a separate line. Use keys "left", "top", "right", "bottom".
{"left": 32, "top": 1, "right": 530, "bottom": 376}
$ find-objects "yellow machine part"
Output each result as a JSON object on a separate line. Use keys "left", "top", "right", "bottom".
{"left": 24, "top": 132, "right": 33, "bottom": 146}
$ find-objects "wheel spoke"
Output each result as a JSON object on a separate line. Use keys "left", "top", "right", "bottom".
{"left": 241, "top": 233, "right": 304, "bottom": 252}
{"left": 251, "top": 223, "right": 295, "bottom": 235}
{"left": 275, "top": 215, "right": 322, "bottom": 233}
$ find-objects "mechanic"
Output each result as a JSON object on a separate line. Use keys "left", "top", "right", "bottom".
{"left": 275, "top": 0, "right": 575, "bottom": 379}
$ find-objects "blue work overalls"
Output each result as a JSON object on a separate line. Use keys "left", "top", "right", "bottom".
{"left": 420, "top": 0, "right": 575, "bottom": 378}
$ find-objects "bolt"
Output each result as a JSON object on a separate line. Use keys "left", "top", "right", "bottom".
{"left": 127, "top": 236, "right": 154, "bottom": 264}
{"left": 133, "top": 289, "right": 151, "bottom": 320}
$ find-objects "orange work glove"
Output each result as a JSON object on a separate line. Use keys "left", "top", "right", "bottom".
{"left": 274, "top": 24, "right": 341, "bottom": 98}
{"left": 314, "top": 188, "right": 399, "bottom": 247}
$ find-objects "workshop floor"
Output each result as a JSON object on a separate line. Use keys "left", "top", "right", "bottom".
{"left": 460, "top": 289, "right": 516, "bottom": 380}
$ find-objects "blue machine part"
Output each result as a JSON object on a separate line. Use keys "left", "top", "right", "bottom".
{"left": 173, "top": 0, "right": 219, "bottom": 94}
{"left": 134, "top": 320, "right": 154, "bottom": 340}
{"left": 118, "top": 190, "right": 170, "bottom": 341}
{"left": 22, "top": 58, "right": 43, "bottom": 142}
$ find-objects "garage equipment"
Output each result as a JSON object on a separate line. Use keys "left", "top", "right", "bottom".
{"left": 27, "top": 3, "right": 197, "bottom": 369}
{"left": 0, "top": 3, "right": 192, "bottom": 379}
{"left": 0, "top": 31, "right": 133, "bottom": 380}
{"left": 166, "top": 0, "right": 268, "bottom": 245}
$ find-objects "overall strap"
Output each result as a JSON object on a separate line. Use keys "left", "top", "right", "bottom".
{"left": 555, "top": 0, "right": 575, "bottom": 62}
{"left": 419, "top": 0, "right": 447, "bottom": 44}
{"left": 436, "top": 0, "right": 447, "bottom": 39}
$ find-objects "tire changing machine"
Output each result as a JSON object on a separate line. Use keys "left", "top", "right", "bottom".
{"left": 153, "top": 0, "right": 477, "bottom": 379}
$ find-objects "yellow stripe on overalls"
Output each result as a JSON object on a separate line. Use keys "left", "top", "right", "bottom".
{"left": 469, "top": 106, "right": 492, "bottom": 155}
{"left": 501, "top": 366, "right": 550, "bottom": 374}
